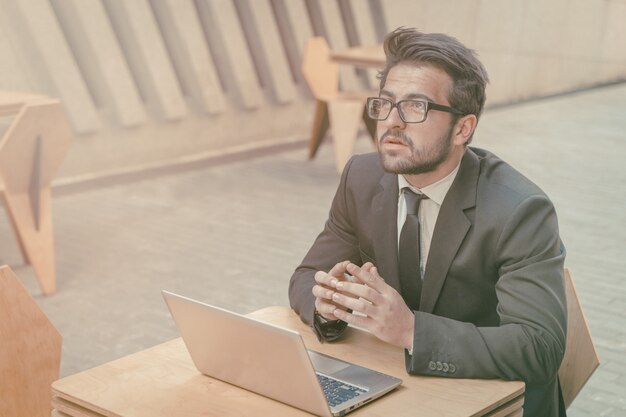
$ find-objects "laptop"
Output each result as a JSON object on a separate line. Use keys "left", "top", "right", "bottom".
{"left": 162, "top": 291, "right": 402, "bottom": 416}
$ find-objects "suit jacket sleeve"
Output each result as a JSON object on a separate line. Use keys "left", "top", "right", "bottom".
{"left": 406, "top": 193, "right": 567, "bottom": 385}
{"left": 288, "top": 156, "right": 362, "bottom": 339}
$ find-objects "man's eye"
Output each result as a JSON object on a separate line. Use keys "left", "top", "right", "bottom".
{"left": 406, "top": 101, "right": 425, "bottom": 112}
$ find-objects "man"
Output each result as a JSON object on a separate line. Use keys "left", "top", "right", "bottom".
{"left": 289, "top": 28, "right": 567, "bottom": 416}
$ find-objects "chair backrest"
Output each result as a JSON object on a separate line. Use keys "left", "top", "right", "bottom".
{"left": 0, "top": 265, "right": 62, "bottom": 417}
{"left": 558, "top": 268, "right": 600, "bottom": 408}
{"left": 301, "top": 37, "right": 339, "bottom": 99}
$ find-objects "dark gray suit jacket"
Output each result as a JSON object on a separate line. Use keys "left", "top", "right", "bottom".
{"left": 289, "top": 147, "right": 567, "bottom": 417}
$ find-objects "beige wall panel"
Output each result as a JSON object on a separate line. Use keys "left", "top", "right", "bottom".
{"left": 559, "top": 58, "right": 600, "bottom": 92}
{"left": 272, "top": 0, "right": 314, "bottom": 84}
{"left": 238, "top": 0, "right": 297, "bottom": 103}
{"left": 597, "top": 63, "right": 626, "bottom": 82}
{"left": 380, "top": 0, "right": 430, "bottom": 31}
{"left": 315, "top": 0, "right": 361, "bottom": 91}
{"left": 514, "top": 55, "right": 564, "bottom": 99}
{"left": 601, "top": 0, "right": 626, "bottom": 64}
{"left": 563, "top": 0, "right": 606, "bottom": 61}
{"left": 479, "top": 52, "right": 519, "bottom": 104}
{"left": 419, "top": 0, "right": 479, "bottom": 47}
{"left": 475, "top": 0, "right": 525, "bottom": 52}
{"left": 518, "top": 0, "right": 568, "bottom": 56}
{"left": 0, "top": 26, "right": 33, "bottom": 93}
{"left": 150, "top": 0, "right": 226, "bottom": 114}
{"left": 195, "top": 0, "right": 263, "bottom": 109}
{"left": 349, "top": 0, "right": 382, "bottom": 88}
{"left": 103, "top": 0, "right": 187, "bottom": 121}
{"left": 0, "top": 0, "right": 100, "bottom": 134}
{"left": 50, "top": 0, "right": 146, "bottom": 127}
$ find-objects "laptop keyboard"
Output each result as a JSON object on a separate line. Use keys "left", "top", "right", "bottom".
{"left": 316, "top": 373, "right": 367, "bottom": 407}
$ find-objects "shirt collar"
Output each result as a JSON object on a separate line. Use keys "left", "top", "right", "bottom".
{"left": 397, "top": 162, "right": 462, "bottom": 206}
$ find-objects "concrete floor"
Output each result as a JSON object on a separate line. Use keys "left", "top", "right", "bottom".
{"left": 2, "top": 83, "right": 626, "bottom": 416}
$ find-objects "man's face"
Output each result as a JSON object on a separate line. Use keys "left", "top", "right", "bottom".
{"left": 377, "top": 63, "right": 458, "bottom": 175}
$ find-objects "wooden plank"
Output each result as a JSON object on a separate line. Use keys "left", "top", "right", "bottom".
{"left": 314, "top": 0, "right": 361, "bottom": 91}
{"left": 149, "top": 0, "right": 226, "bottom": 114}
{"left": 347, "top": 0, "right": 381, "bottom": 88}
{"left": 0, "top": 0, "right": 100, "bottom": 133}
{"left": 195, "top": 0, "right": 263, "bottom": 109}
{"left": 52, "top": 396, "right": 107, "bottom": 417}
{"left": 102, "top": 0, "right": 187, "bottom": 121}
{"left": 271, "top": 0, "right": 313, "bottom": 84}
{"left": 482, "top": 395, "right": 524, "bottom": 416}
{"left": 0, "top": 266, "right": 62, "bottom": 416}
{"left": 237, "top": 0, "right": 297, "bottom": 103}
{"left": 49, "top": 0, "right": 146, "bottom": 127}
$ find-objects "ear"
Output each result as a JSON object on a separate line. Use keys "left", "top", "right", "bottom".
{"left": 453, "top": 114, "right": 477, "bottom": 146}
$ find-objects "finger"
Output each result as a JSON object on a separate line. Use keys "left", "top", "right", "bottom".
{"left": 328, "top": 260, "right": 350, "bottom": 278}
{"left": 331, "top": 291, "right": 373, "bottom": 315}
{"left": 315, "top": 298, "right": 338, "bottom": 320}
{"left": 333, "top": 308, "right": 373, "bottom": 329}
{"left": 314, "top": 270, "right": 336, "bottom": 287}
{"left": 347, "top": 263, "right": 387, "bottom": 292}
{"left": 334, "top": 281, "right": 382, "bottom": 305}
{"left": 312, "top": 284, "right": 335, "bottom": 301}
{"left": 361, "top": 262, "right": 374, "bottom": 272}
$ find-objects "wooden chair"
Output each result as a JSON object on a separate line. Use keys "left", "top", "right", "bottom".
{"left": 558, "top": 268, "right": 600, "bottom": 408}
{"left": 0, "top": 92, "right": 73, "bottom": 295}
{"left": 301, "top": 37, "right": 377, "bottom": 173}
{"left": 0, "top": 265, "right": 62, "bottom": 417}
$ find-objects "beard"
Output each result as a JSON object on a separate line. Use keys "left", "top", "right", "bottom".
{"left": 378, "top": 123, "right": 455, "bottom": 175}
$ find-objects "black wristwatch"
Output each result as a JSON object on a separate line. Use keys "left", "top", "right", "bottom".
{"left": 313, "top": 310, "right": 347, "bottom": 342}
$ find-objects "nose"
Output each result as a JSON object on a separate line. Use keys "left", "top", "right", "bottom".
{"left": 384, "top": 104, "right": 406, "bottom": 129}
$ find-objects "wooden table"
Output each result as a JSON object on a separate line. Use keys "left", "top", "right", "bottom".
{"left": 52, "top": 306, "right": 524, "bottom": 416}
{"left": 330, "top": 44, "right": 385, "bottom": 69}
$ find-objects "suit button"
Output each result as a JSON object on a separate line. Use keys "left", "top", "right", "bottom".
{"left": 449, "top": 364, "right": 456, "bottom": 374}
{"left": 428, "top": 361, "right": 436, "bottom": 371}
{"left": 436, "top": 361, "right": 443, "bottom": 371}
{"left": 442, "top": 363, "right": 449, "bottom": 372}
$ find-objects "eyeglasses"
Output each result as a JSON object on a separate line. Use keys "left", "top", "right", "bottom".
{"left": 366, "top": 97, "right": 465, "bottom": 123}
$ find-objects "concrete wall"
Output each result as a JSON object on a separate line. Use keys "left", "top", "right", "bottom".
{"left": 1, "top": 0, "right": 624, "bottom": 181}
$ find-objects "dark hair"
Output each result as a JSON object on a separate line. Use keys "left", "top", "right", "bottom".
{"left": 379, "top": 27, "right": 489, "bottom": 122}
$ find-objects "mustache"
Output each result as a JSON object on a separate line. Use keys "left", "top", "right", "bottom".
{"left": 380, "top": 130, "right": 414, "bottom": 147}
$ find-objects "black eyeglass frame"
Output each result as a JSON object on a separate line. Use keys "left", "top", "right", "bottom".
{"left": 366, "top": 97, "right": 465, "bottom": 124}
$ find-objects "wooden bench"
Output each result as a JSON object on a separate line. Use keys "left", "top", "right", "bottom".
{"left": 559, "top": 268, "right": 600, "bottom": 408}
{"left": 0, "top": 92, "right": 73, "bottom": 295}
{"left": 301, "top": 37, "right": 377, "bottom": 173}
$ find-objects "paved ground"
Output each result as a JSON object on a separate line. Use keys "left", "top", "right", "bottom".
{"left": 2, "top": 83, "right": 626, "bottom": 415}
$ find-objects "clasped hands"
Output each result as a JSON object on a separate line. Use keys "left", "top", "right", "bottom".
{"left": 312, "top": 260, "right": 415, "bottom": 350}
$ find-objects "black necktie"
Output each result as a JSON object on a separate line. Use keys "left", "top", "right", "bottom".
{"left": 399, "top": 189, "right": 427, "bottom": 311}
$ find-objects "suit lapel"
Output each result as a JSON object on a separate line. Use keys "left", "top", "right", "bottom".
{"left": 419, "top": 149, "right": 480, "bottom": 313}
{"left": 372, "top": 173, "right": 401, "bottom": 293}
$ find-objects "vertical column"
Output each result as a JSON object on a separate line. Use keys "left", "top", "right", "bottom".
{"left": 196, "top": 0, "right": 263, "bottom": 109}
{"left": 103, "top": 0, "right": 188, "bottom": 121}
{"left": 150, "top": 0, "right": 226, "bottom": 114}
{"left": 237, "top": 0, "right": 297, "bottom": 104}
{"left": 50, "top": 0, "right": 147, "bottom": 127}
